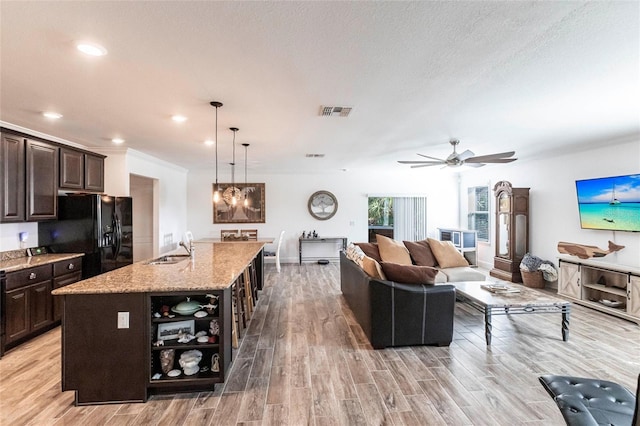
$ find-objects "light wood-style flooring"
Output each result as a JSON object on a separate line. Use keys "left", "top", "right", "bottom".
{"left": 1, "top": 263, "right": 639, "bottom": 425}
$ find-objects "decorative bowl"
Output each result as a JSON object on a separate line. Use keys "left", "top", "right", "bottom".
{"left": 171, "top": 297, "right": 201, "bottom": 315}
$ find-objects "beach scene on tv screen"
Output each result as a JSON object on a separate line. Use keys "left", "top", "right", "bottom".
{"left": 576, "top": 174, "right": 640, "bottom": 232}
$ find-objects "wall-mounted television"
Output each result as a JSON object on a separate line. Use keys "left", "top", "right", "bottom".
{"left": 575, "top": 173, "right": 640, "bottom": 232}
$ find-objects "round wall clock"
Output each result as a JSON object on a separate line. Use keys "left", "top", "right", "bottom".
{"left": 308, "top": 190, "right": 338, "bottom": 220}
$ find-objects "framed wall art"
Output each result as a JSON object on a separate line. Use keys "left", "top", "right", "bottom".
{"left": 157, "top": 320, "right": 195, "bottom": 341}
{"left": 308, "top": 190, "right": 338, "bottom": 220}
{"left": 213, "top": 182, "right": 265, "bottom": 223}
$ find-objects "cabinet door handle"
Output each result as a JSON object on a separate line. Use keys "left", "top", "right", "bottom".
{"left": 29, "top": 272, "right": 37, "bottom": 280}
{"left": 68, "top": 263, "right": 75, "bottom": 270}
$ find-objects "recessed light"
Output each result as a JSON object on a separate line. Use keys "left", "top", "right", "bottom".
{"left": 43, "top": 111, "right": 63, "bottom": 119}
{"left": 204, "top": 140, "right": 215, "bottom": 146}
{"left": 76, "top": 42, "right": 108, "bottom": 57}
{"left": 172, "top": 115, "right": 187, "bottom": 123}
{"left": 112, "top": 138, "right": 125, "bottom": 144}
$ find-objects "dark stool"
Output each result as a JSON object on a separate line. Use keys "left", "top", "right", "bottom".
{"left": 539, "top": 374, "right": 639, "bottom": 426}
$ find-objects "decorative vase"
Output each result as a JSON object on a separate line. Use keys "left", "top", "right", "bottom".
{"left": 160, "top": 349, "right": 175, "bottom": 374}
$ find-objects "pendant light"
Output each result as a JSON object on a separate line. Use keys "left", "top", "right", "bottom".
{"left": 229, "top": 127, "right": 239, "bottom": 206}
{"left": 242, "top": 143, "right": 250, "bottom": 207}
{"left": 210, "top": 101, "right": 223, "bottom": 203}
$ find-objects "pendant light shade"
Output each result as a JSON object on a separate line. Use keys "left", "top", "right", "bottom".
{"left": 242, "top": 143, "right": 250, "bottom": 207}
{"left": 230, "top": 127, "right": 239, "bottom": 206}
{"left": 210, "top": 101, "right": 223, "bottom": 203}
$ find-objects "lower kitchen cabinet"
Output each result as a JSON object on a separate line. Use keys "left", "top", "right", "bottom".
{"left": 1, "top": 256, "right": 82, "bottom": 357}
{"left": 3, "top": 264, "right": 53, "bottom": 349}
{"left": 52, "top": 258, "right": 83, "bottom": 322}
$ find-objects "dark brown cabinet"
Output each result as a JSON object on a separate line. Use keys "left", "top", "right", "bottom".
{"left": 84, "top": 153, "right": 104, "bottom": 192}
{"left": 59, "top": 148, "right": 84, "bottom": 189}
{"left": 1, "top": 256, "right": 81, "bottom": 357}
{"left": 59, "top": 148, "right": 105, "bottom": 192}
{"left": 52, "top": 258, "right": 82, "bottom": 322}
{"left": 3, "top": 264, "right": 53, "bottom": 347}
{"left": 26, "top": 139, "right": 58, "bottom": 221}
{"left": 0, "top": 133, "right": 25, "bottom": 222}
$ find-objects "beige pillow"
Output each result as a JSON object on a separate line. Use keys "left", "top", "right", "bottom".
{"left": 376, "top": 234, "right": 413, "bottom": 265}
{"left": 362, "top": 255, "right": 386, "bottom": 280}
{"left": 427, "top": 238, "right": 469, "bottom": 268}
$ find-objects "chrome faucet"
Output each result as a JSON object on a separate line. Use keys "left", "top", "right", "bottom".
{"left": 179, "top": 240, "right": 195, "bottom": 258}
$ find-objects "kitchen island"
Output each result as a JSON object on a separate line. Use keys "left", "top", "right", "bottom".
{"left": 52, "top": 241, "right": 266, "bottom": 405}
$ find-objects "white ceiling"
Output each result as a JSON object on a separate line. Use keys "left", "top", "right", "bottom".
{"left": 1, "top": 1, "right": 639, "bottom": 174}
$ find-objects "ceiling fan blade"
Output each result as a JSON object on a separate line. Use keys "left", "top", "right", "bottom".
{"left": 416, "top": 153, "right": 446, "bottom": 162}
{"left": 398, "top": 160, "right": 444, "bottom": 165}
{"left": 410, "top": 163, "right": 442, "bottom": 168}
{"left": 465, "top": 151, "right": 516, "bottom": 163}
{"left": 473, "top": 158, "right": 517, "bottom": 164}
{"left": 457, "top": 149, "right": 475, "bottom": 161}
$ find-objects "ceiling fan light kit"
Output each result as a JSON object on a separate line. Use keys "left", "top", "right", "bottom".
{"left": 399, "top": 139, "right": 517, "bottom": 169}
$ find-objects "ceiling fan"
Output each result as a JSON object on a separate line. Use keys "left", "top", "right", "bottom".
{"left": 398, "top": 139, "right": 517, "bottom": 168}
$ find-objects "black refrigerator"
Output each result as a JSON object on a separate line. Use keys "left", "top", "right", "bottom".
{"left": 38, "top": 194, "right": 133, "bottom": 279}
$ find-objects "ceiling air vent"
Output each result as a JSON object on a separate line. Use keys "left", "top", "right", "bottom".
{"left": 319, "top": 106, "right": 352, "bottom": 117}
{"left": 305, "top": 154, "right": 325, "bottom": 158}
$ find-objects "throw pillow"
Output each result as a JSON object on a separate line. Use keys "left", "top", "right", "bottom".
{"left": 403, "top": 240, "right": 438, "bottom": 267}
{"left": 362, "top": 255, "right": 386, "bottom": 280}
{"left": 354, "top": 242, "right": 382, "bottom": 262}
{"left": 427, "top": 238, "right": 469, "bottom": 268}
{"left": 345, "top": 243, "right": 365, "bottom": 266}
{"left": 376, "top": 234, "right": 413, "bottom": 265}
{"left": 380, "top": 262, "right": 438, "bottom": 285}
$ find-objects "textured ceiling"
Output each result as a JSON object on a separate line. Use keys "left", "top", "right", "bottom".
{"left": 1, "top": 1, "right": 638, "bottom": 174}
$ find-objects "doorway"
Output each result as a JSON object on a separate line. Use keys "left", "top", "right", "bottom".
{"left": 130, "top": 174, "right": 158, "bottom": 262}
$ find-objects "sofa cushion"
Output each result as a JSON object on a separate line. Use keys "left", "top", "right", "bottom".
{"left": 362, "top": 255, "right": 386, "bottom": 280}
{"left": 438, "top": 266, "right": 485, "bottom": 282}
{"left": 403, "top": 240, "right": 438, "bottom": 267}
{"left": 376, "top": 234, "right": 413, "bottom": 265}
{"left": 427, "top": 238, "right": 469, "bottom": 268}
{"left": 354, "top": 242, "right": 382, "bottom": 262}
{"left": 380, "top": 262, "right": 439, "bottom": 285}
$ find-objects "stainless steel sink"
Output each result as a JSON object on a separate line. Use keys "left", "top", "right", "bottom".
{"left": 145, "top": 254, "right": 191, "bottom": 265}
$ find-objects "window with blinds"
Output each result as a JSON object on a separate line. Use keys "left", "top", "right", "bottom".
{"left": 467, "top": 186, "right": 489, "bottom": 242}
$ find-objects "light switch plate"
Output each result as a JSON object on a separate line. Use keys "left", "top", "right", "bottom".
{"left": 117, "top": 312, "right": 130, "bottom": 329}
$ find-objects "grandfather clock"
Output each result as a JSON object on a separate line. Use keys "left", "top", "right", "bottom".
{"left": 490, "top": 181, "right": 530, "bottom": 283}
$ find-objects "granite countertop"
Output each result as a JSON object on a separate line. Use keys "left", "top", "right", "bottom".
{"left": 52, "top": 241, "right": 266, "bottom": 295}
{"left": 0, "top": 253, "right": 85, "bottom": 273}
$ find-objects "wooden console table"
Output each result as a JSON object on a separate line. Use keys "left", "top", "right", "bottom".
{"left": 298, "top": 237, "right": 347, "bottom": 264}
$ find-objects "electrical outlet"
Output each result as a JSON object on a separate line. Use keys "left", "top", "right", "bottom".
{"left": 117, "top": 312, "right": 130, "bottom": 329}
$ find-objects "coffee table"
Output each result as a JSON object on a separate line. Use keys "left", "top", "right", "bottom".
{"left": 452, "top": 281, "right": 571, "bottom": 345}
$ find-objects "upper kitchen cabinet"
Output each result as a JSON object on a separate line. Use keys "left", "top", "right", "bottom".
{"left": 59, "top": 148, "right": 84, "bottom": 189}
{"left": 59, "top": 148, "right": 104, "bottom": 192}
{"left": 26, "top": 139, "right": 58, "bottom": 221}
{"left": 84, "top": 153, "right": 104, "bottom": 192}
{"left": 0, "top": 133, "right": 26, "bottom": 222}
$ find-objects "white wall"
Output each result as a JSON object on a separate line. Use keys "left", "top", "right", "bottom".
{"left": 0, "top": 222, "right": 38, "bottom": 251}
{"left": 459, "top": 138, "right": 640, "bottom": 271}
{"left": 186, "top": 168, "right": 459, "bottom": 264}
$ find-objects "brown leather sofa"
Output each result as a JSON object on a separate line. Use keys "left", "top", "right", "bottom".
{"left": 340, "top": 252, "right": 456, "bottom": 349}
